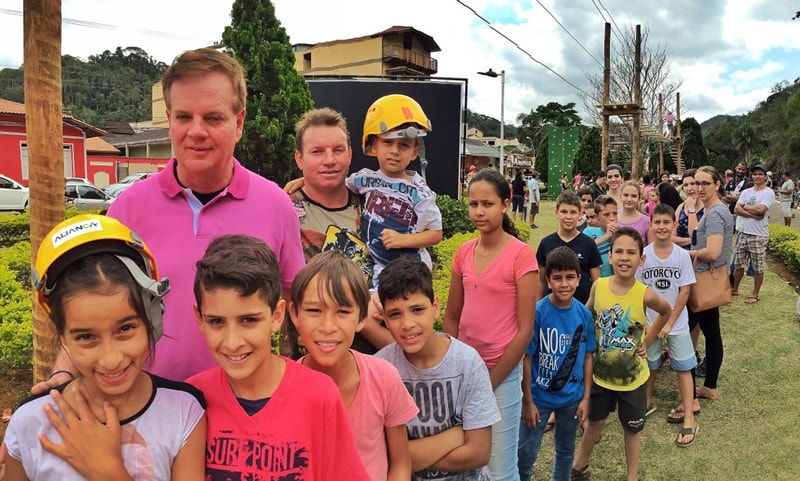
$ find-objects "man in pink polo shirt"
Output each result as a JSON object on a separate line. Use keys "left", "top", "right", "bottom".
{"left": 43, "top": 48, "right": 305, "bottom": 383}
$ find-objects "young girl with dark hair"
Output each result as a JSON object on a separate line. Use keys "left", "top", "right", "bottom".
{"left": 443, "top": 168, "right": 539, "bottom": 481}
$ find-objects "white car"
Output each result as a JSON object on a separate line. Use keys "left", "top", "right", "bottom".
{"left": 0, "top": 174, "right": 29, "bottom": 212}
{"left": 103, "top": 172, "right": 154, "bottom": 197}
{"left": 65, "top": 183, "right": 114, "bottom": 211}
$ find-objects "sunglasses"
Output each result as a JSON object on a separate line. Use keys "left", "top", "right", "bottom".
{"left": 690, "top": 181, "right": 714, "bottom": 188}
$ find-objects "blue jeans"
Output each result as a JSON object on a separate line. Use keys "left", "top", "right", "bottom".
{"left": 518, "top": 402, "right": 580, "bottom": 481}
{"left": 489, "top": 364, "right": 523, "bottom": 481}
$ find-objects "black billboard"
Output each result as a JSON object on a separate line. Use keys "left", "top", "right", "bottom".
{"left": 306, "top": 79, "right": 465, "bottom": 199}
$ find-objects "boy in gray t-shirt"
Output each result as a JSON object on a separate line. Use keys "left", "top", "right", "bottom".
{"left": 376, "top": 257, "right": 500, "bottom": 480}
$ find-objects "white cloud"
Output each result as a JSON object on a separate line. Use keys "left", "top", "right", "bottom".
{"left": 1, "top": 0, "right": 798, "bottom": 126}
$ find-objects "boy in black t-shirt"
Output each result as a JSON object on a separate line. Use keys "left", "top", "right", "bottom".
{"left": 536, "top": 191, "right": 603, "bottom": 304}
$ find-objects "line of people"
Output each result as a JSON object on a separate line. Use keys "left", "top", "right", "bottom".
{"left": 0, "top": 47, "right": 769, "bottom": 481}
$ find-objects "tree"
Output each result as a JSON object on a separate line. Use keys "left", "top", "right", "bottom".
{"left": 222, "top": 0, "right": 313, "bottom": 185}
{"left": 573, "top": 126, "right": 602, "bottom": 177}
{"left": 733, "top": 120, "right": 757, "bottom": 166}
{"left": 516, "top": 101, "right": 581, "bottom": 150}
{"left": 680, "top": 118, "right": 708, "bottom": 169}
{"left": 581, "top": 24, "right": 681, "bottom": 174}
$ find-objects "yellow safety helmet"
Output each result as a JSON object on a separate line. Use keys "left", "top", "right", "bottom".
{"left": 362, "top": 94, "right": 432, "bottom": 156}
{"left": 32, "top": 214, "right": 169, "bottom": 341}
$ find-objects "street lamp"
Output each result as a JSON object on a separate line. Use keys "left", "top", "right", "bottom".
{"left": 478, "top": 68, "right": 505, "bottom": 177}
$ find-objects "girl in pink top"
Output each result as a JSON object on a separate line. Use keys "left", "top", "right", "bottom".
{"left": 443, "top": 168, "right": 539, "bottom": 481}
{"left": 618, "top": 180, "right": 650, "bottom": 245}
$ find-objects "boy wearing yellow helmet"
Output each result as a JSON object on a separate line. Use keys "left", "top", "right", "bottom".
{"left": 353, "top": 93, "right": 443, "bottom": 289}
{"left": 284, "top": 94, "right": 443, "bottom": 290}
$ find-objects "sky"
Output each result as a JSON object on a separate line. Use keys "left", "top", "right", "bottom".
{"left": 2, "top": 0, "right": 799, "bottom": 126}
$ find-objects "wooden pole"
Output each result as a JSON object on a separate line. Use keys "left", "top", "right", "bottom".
{"left": 630, "top": 25, "right": 641, "bottom": 180}
{"left": 601, "top": 23, "right": 610, "bottom": 171}
{"left": 658, "top": 93, "right": 664, "bottom": 175}
{"left": 24, "top": 0, "right": 65, "bottom": 384}
{"left": 676, "top": 92, "right": 682, "bottom": 175}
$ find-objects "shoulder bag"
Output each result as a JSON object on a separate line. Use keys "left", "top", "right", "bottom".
{"left": 688, "top": 257, "right": 732, "bottom": 313}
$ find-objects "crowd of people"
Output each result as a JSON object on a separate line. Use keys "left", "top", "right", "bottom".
{"left": 0, "top": 47, "right": 793, "bottom": 481}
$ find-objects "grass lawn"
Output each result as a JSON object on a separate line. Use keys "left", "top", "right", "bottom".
{"left": 526, "top": 200, "right": 800, "bottom": 480}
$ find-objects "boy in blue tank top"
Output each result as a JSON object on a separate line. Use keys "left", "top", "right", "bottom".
{"left": 572, "top": 228, "right": 671, "bottom": 481}
{"left": 518, "top": 247, "right": 596, "bottom": 481}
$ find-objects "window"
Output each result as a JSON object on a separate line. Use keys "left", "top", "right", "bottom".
{"left": 20, "top": 142, "right": 75, "bottom": 180}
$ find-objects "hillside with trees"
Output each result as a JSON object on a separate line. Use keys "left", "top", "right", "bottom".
{"left": 703, "top": 78, "right": 800, "bottom": 173}
{"left": 0, "top": 47, "right": 166, "bottom": 127}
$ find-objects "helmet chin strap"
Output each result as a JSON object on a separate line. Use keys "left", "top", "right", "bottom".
{"left": 116, "top": 256, "right": 170, "bottom": 343}
{"left": 418, "top": 138, "right": 428, "bottom": 182}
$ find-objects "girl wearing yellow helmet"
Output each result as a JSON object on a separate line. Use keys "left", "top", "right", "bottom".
{"left": 4, "top": 215, "right": 205, "bottom": 481}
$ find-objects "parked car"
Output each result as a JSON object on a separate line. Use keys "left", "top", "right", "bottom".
{"left": 65, "top": 183, "right": 114, "bottom": 211}
{"left": 66, "top": 177, "right": 93, "bottom": 186}
{"left": 0, "top": 174, "right": 29, "bottom": 213}
{"left": 103, "top": 172, "right": 154, "bottom": 197}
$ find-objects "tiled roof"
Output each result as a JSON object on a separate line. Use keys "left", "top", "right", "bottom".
{"left": 0, "top": 98, "right": 106, "bottom": 137}
{"left": 464, "top": 138, "right": 501, "bottom": 158}
{"left": 294, "top": 26, "right": 441, "bottom": 52}
{"left": 86, "top": 137, "right": 120, "bottom": 154}
{"left": 0, "top": 99, "right": 25, "bottom": 114}
{"left": 102, "top": 128, "right": 170, "bottom": 147}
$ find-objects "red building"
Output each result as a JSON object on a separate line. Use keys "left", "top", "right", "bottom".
{"left": 0, "top": 98, "right": 105, "bottom": 186}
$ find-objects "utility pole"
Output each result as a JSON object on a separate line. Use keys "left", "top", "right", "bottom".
{"left": 630, "top": 25, "right": 641, "bottom": 180}
{"left": 24, "top": 0, "right": 65, "bottom": 383}
{"left": 601, "top": 23, "right": 610, "bottom": 170}
{"left": 676, "top": 92, "right": 682, "bottom": 175}
{"left": 658, "top": 93, "right": 664, "bottom": 174}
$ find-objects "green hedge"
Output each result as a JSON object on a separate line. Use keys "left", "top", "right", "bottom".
{"left": 431, "top": 220, "right": 531, "bottom": 330}
{"left": 0, "top": 261, "right": 33, "bottom": 373}
{"left": 436, "top": 195, "right": 474, "bottom": 239}
{"left": 0, "top": 212, "right": 31, "bottom": 247}
{"left": 768, "top": 224, "right": 800, "bottom": 273}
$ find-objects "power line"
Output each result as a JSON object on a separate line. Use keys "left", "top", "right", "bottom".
{"left": 0, "top": 8, "right": 214, "bottom": 40}
{"left": 596, "top": 0, "right": 626, "bottom": 41}
{"left": 535, "top": 0, "right": 602, "bottom": 68}
{"left": 455, "top": 0, "right": 592, "bottom": 98}
{"left": 588, "top": 0, "right": 623, "bottom": 45}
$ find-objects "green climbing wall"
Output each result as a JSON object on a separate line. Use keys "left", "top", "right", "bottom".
{"left": 547, "top": 126, "right": 580, "bottom": 198}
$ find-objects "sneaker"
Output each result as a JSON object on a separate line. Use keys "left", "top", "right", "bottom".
{"left": 695, "top": 358, "right": 707, "bottom": 378}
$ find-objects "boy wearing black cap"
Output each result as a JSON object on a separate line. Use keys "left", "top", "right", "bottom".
{"left": 732, "top": 164, "right": 775, "bottom": 304}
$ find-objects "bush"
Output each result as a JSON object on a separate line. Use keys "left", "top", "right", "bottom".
{"left": 768, "top": 224, "right": 800, "bottom": 273}
{"left": 0, "top": 267, "right": 33, "bottom": 372}
{"left": 0, "top": 211, "right": 30, "bottom": 247}
{"left": 431, "top": 231, "right": 479, "bottom": 329}
{"left": 430, "top": 219, "right": 532, "bottom": 330}
{"left": 1, "top": 241, "right": 32, "bottom": 285}
{"left": 436, "top": 195, "right": 473, "bottom": 239}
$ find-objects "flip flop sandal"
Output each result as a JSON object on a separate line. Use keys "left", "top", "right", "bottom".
{"left": 675, "top": 424, "right": 699, "bottom": 448}
{"left": 666, "top": 406, "right": 700, "bottom": 424}
{"left": 571, "top": 465, "right": 591, "bottom": 481}
{"left": 744, "top": 296, "right": 760, "bottom": 304}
